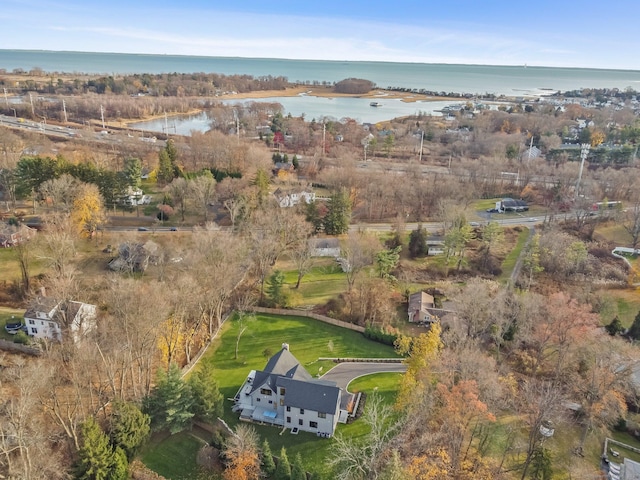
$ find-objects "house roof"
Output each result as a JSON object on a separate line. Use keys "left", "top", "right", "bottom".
{"left": 278, "top": 377, "right": 340, "bottom": 415}
{"left": 24, "top": 296, "right": 60, "bottom": 319}
{"left": 251, "top": 347, "right": 313, "bottom": 393}
{"left": 408, "top": 291, "right": 434, "bottom": 313}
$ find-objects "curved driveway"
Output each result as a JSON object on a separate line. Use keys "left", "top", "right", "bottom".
{"left": 319, "top": 362, "right": 406, "bottom": 393}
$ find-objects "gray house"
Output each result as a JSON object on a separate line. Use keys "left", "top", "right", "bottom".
{"left": 233, "top": 344, "right": 343, "bottom": 436}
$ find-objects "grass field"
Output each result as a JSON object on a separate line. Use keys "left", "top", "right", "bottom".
{"left": 140, "top": 431, "right": 207, "bottom": 480}
{"left": 142, "top": 313, "right": 400, "bottom": 479}
{"left": 499, "top": 227, "right": 531, "bottom": 283}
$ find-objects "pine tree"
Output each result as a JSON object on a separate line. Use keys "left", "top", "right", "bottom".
{"left": 261, "top": 439, "right": 276, "bottom": 477}
{"left": 76, "top": 417, "right": 128, "bottom": 480}
{"left": 627, "top": 310, "right": 640, "bottom": 340}
{"left": 323, "top": 189, "right": 351, "bottom": 235}
{"left": 605, "top": 317, "right": 625, "bottom": 336}
{"left": 143, "top": 363, "right": 194, "bottom": 434}
{"left": 108, "top": 401, "right": 150, "bottom": 460}
{"left": 188, "top": 362, "right": 224, "bottom": 423}
{"left": 290, "top": 453, "right": 306, "bottom": 480}
{"left": 266, "top": 270, "right": 287, "bottom": 307}
{"left": 157, "top": 149, "right": 174, "bottom": 185}
{"left": 408, "top": 225, "right": 428, "bottom": 258}
{"left": 274, "top": 446, "right": 292, "bottom": 480}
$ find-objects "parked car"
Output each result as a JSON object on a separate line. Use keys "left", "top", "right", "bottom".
{"left": 137, "top": 227, "right": 149, "bottom": 231}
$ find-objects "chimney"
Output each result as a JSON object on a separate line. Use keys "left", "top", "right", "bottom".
{"left": 282, "top": 343, "right": 289, "bottom": 351}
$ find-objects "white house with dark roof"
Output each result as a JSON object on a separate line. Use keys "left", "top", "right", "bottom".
{"left": 233, "top": 344, "right": 342, "bottom": 436}
{"left": 24, "top": 297, "right": 97, "bottom": 343}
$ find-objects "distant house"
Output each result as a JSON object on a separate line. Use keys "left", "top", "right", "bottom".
{"left": 309, "top": 238, "right": 340, "bottom": 258}
{"left": 521, "top": 146, "right": 541, "bottom": 162}
{"left": 24, "top": 297, "right": 97, "bottom": 343}
{"left": 273, "top": 188, "right": 315, "bottom": 208}
{"left": 272, "top": 162, "right": 295, "bottom": 178}
{"left": 0, "top": 224, "right": 36, "bottom": 248}
{"left": 233, "top": 344, "right": 344, "bottom": 436}
{"left": 108, "top": 241, "right": 159, "bottom": 273}
{"left": 408, "top": 291, "right": 436, "bottom": 323}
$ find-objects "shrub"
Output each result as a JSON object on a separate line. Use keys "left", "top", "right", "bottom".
{"left": 363, "top": 325, "right": 398, "bottom": 346}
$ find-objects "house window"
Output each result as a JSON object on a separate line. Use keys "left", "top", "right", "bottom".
{"left": 268, "top": 400, "right": 272, "bottom": 404}
{"left": 279, "top": 387, "right": 286, "bottom": 395}
{"left": 260, "top": 388, "right": 272, "bottom": 396}
{"left": 287, "top": 417, "right": 291, "bottom": 423}
{"left": 29, "top": 320, "right": 35, "bottom": 325}
{"left": 298, "top": 419, "right": 303, "bottom": 426}
{"left": 309, "top": 421, "right": 318, "bottom": 429}
{"left": 280, "top": 399, "right": 284, "bottom": 406}
{"left": 49, "top": 322, "right": 55, "bottom": 328}
{"left": 256, "top": 398, "right": 261, "bottom": 402}
{"left": 286, "top": 406, "right": 291, "bottom": 412}
{"left": 31, "top": 328, "right": 37, "bottom": 334}
{"left": 318, "top": 412, "right": 326, "bottom": 419}
{"left": 299, "top": 409, "right": 305, "bottom": 415}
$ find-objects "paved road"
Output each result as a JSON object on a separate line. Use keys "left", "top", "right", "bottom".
{"left": 319, "top": 362, "right": 406, "bottom": 392}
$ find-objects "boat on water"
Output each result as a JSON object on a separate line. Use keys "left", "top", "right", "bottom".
{"left": 369, "top": 101, "right": 382, "bottom": 107}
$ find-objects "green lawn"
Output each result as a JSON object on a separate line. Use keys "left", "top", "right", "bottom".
{"left": 150, "top": 313, "right": 400, "bottom": 479}
{"left": 499, "top": 227, "right": 530, "bottom": 283}
{"left": 280, "top": 260, "right": 347, "bottom": 307}
{"left": 347, "top": 372, "right": 402, "bottom": 407}
{"left": 140, "top": 431, "right": 207, "bottom": 480}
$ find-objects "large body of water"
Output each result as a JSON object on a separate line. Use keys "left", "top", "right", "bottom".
{"left": 4, "top": 49, "right": 640, "bottom": 133}
{"left": 2, "top": 50, "right": 640, "bottom": 97}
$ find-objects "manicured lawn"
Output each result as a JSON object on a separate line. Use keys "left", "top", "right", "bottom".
{"left": 347, "top": 372, "right": 402, "bottom": 407}
{"left": 279, "top": 260, "right": 347, "bottom": 307}
{"left": 186, "top": 313, "right": 399, "bottom": 479}
{"left": 140, "top": 431, "right": 207, "bottom": 480}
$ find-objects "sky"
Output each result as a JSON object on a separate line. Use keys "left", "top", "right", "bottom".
{"left": 2, "top": 0, "right": 640, "bottom": 70}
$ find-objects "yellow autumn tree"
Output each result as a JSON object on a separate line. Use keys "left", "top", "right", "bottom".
{"left": 590, "top": 129, "right": 606, "bottom": 147}
{"left": 395, "top": 323, "right": 443, "bottom": 411}
{"left": 157, "top": 316, "right": 186, "bottom": 368}
{"left": 71, "top": 182, "right": 106, "bottom": 238}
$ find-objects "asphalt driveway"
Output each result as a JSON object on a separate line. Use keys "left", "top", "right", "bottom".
{"left": 319, "top": 362, "right": 407, "bottom": 392}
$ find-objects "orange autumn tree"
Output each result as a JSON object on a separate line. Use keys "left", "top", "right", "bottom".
{"left": 223, "top": 424, "right": 260, "bottom": 480}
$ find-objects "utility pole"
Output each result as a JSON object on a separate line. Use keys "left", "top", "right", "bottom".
{"left": 575, "top": 143, "right": 590, "bottom": 199}
{"left": 3, "top": 88, "right": 7, "bottom": 107}
{"left": 418, "top": 130, "right": 424, "bottom": 163}
{"left": 29, "top": 93, "right": 34, "bottom": 116}
{"left": 528, "top": 134, "right": 534, "bottom": 163}
{"left": 62, "top": 99, "right": 68, "bottom": 123}
{"left": 322, "top": 123, "right": 326, "bottom": 156}
{"left": 100, "top": 105, "right": 105, "bottom": 129}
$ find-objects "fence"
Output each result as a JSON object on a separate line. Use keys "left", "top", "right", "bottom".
{"left": 250, "top": 306, "right": 365, "bottom": 333}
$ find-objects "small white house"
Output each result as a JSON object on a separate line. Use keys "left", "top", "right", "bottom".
{"left": 273, "top": 188, "right": 315, "bottom": 208}
{"left": 24, "top": 297, "right": 97, "bottom": 343}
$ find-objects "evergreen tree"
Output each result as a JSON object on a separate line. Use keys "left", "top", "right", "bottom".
{"left": 266, "top": 270, "right": 287, "bottom": 307}
{"left": 408, "top": 225, "right": 428, "bottom": 258}
{"left": 375, "top": 246, "right": 402, "bottom": 279}
{"left": 76, "top": 417, "right": 128, "bottom": 480}
{"left": 274, "top": 446, "right": 291, "bottom": 480}
{"left": 323, "top": 189, "right": 351, "bottom": 235}
{"left": 605, "top": 317, "right": 625, "bottom": 336}
{"left": 253, "top": 168, "right": 270, "bottom": 207}
{"left": 143, "top": 363, "right": 194, "bottom": 434}
{"left": 290, "top": 453, "right": 306, "bottom": 480}
{"left": 188, "top": 362, "right": 224, "bottom": 423}
{"left": 292, "top": 155, "right": 299, "bottom": 170}
{"left": 108, "top": 401, "right": 150, "bottom": 460}
{"left": 305, "top": 200, "right": 324, "bottom": 233}
{"left": 157, "top": 149, "right": 174, "bottom": 185}
{"left": 627, "top": 310, "right": 640, "bottom": 340}
{"left": 261, "top": 439, "right": 276, "bottom": 477}
{"left": 122, "top": 157, "right": 142, "bottom": 188}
